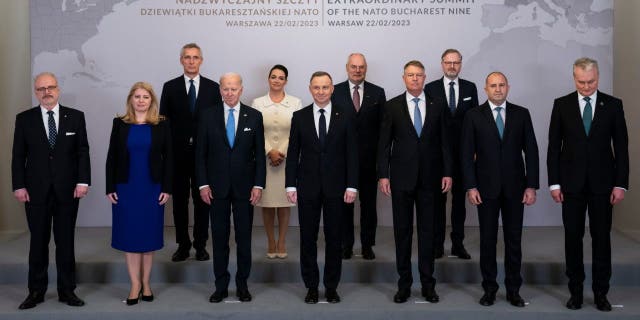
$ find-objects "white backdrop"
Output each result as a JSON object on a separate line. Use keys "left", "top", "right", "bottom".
{"left": 29, "top": 0, "right": 614, "bottom": 227}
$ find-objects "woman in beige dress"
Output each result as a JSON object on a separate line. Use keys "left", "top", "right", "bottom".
{"left": 252, "top": 65, "right": 301, "bottom": 259}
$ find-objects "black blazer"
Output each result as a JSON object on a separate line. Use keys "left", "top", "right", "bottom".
{"left": 331, "top": 80, "right": 386, "bottom": 172}
{"left": 105, "top": 118, "right": 173, "bottom": 194}
{"left": 159, "top": 75, "right": 222, "bottom": 153}
{"left": 547, "top": 91, "right": 629, "bottom": 194}
{"left": 195, "top": 104, "right": 266, "bottom": 199}
{"left": 424, "top": 77, "right": 479, "bottom": 155}
{"left": 377, "top": 92, "right": 453, "bottom": 191}
{"left": 461, "top": 101, "right": 539, "bottom": 199}
{"left": 11, "top": 106, "right": 91, "bottom": 204}
{"left": 285, "top": 104, "right": 359, "bottom": 199}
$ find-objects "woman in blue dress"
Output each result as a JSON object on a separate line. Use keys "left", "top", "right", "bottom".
{"left": 106, "top": 82, "right": 173, "bottom": 305}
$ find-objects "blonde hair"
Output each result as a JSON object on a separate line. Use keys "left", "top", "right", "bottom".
{"left": 120, "top": 82, "right": 163, "bottom": 125}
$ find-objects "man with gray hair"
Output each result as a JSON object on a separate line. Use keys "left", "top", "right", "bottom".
{"left": 196, "top": 73, "right": 265, "bottom": 303}
{"left": 547, "top": 57, "right": 629, "bottom": 312}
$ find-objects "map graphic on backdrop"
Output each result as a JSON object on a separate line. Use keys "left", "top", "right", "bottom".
{"left": 30, "top": 0, "right": 613, "bottom": 226}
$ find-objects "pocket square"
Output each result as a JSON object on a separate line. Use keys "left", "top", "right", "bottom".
{"left": 65, "top": 132, "right": 76, "bottom": 136}
{"left": 243, "top": 127, "right": 252, "bottom": 132}
{"left": 463, "top": 97, "right": 472, "bottom": 101}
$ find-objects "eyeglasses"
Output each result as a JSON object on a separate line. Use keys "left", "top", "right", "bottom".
{"left": 442, "top": 61, "right": 461, "bottom": 66}
{"left": 35, "top": 86, "right": 58, "bottom": 93}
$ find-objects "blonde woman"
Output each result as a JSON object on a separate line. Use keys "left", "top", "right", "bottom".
{"left": 106, "top": 82, "right": 173, "bottom": 305}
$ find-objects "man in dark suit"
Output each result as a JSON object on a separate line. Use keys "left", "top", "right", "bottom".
{"left": 331, "top": 53, "right": 386, "bottom": 260}
{"left": 424, "top": 48, "right": 478, "bottom": 260}
{"left": 196, "top": 73, "right": 265, "bottom": 303}
{"left": 461, "top": 72, "right": 539, "bottom": 308}
{"left": 12, "top": 72, "right": 90, "bottom": 309}
{"left": 378, "top": 61, "right": 452, "bottom": 303}
{"left": 547, "top": 57, "right": 628, "bottom": 312}
{"left": 286, "top": 71, "right": 358, "bottom": 304}
{"left": 160, "top": 43, "right": 222, "bottom": 262}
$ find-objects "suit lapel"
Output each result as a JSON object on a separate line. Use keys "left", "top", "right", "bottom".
{"left": 568, "top": 92, "right": 588, "bottom": 138}
{"left": 235, "top": 105, "right": 249, "bottom": 147}
{"left": 304, "top": 106, "right": 321, "bottom": 148}
{"left": 33, "top": 107, "right": 50, "bottom": 147}
{"left": 502, "top": 103, "right": 513, "bottom": 141}
{"left": 481, "top": 103, "right": 501, "bottom": 142}
{"left": 399, "top": 94, "right": 420, "bottom": 137}
{"left": 591, "top": 92, "right": 606, "bottom": 136}
{"left": 326, "top": 107, "right": 340, "bottom": 143}
{"left": 215, "top": 105, "right": 230, "bottom": 148}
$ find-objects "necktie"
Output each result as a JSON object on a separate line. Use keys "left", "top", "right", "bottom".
{"left": 226, "top": 108, "right": 235, "bottom": 147}
{"left": 318, "top": 109, "right": 327, "bottom": 148}
{"left": 448, "top": 81, "right": 456, "bottom": 114}
{"left": 583, "top": 97, "right": 592, "bottom": 135}
{"left": 352, "top": 85, "right": 361, "bottom": 112}
{"left": 412, "top": 97, "right": 422, "bottom": 136}
{"left": 188, "top": 79, "right": 196, "bottom": 113}
{"left": 495, "top": 106, "right": 504, "bottom": 140}
{"left": 47, "top": 110, "right": 57, "bottom": 148}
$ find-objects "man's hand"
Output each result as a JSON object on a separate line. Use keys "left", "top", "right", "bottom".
{"left": 441, "top": 177, "right": 452, "bottom": 193}
{"left": 344, "top": 190, "right": 357, "bottom": 204}
{"left": 250, "top": 188, "right": 262, "bottom": 205}
{"left": 522, "top": 188, "right": 536, "bottom": 206}
{"left": 467, "top": 188, "right": 482, "bottom": 205}
{"left": 74, "top": 185, "right": 89, "bottom": 198}
{"left": 158, "top": 192, "right": 171, "bottom": 205}
{"left": 550, "top": 189, "right": 563, "bottom": 203}
{"left": 200, "top": 187, "right": 213, "bottom": 205}
{"left": 378, "top": 178, "right": 391, "bottom": 197}
{"left": 106, "top": 192, "right": 118, "bottom": 204}
{"left": 287, "top": 191, "right": 297, "bottom": 204}
{"left": 14, "top": 188, "right": 30, "bottom": 203}
{"left": 610, "top": 188, "right": 625, "bottom": 205}
{"left": 267, "top": 149, "right": 285, "bottom": 167}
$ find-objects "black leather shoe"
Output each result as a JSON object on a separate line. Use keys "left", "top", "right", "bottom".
{"left": 58, "top": 291, "right": 85, "bottom": 307}
{"left": 434, "top": 247, "right": 444, "bottom": 259}
{"left": 172, "top": 247, "right": 190, "bottom": 262}
{"left": 195, "top": 248, "right": 210, "bottom": 261}
{"left": 479, "top": 291, "right": 496, "bottom": 306}
{"left": 506, "top": 292, "right": 525, "bottom": 307}
{"left": 209, "top": 290, "right": 228, "bottom": 303}
{"left": 18, "top": 292, "right": 45, "bottom": 310}
{"left": 325, "top": 289, "right": 340, "bottom": 303}
{"left": 141, "top": 292, "right": 154, "bottom": 302}
{"left": 565, "top": 295, "right": 583, "bottom": 310}
{"left": 421, "top": 287, "right": 439, "bottom": 303}
{"left": 362, "top": 246, "right": 376, "bottom": 260}
{"left": 126, "top": 296, "right": 139, "bottom": 305}
{"left": 342, "top": 247, "right": 353, "bottom": 259}
{"left": 305, "top": 288, "right": 319, "bottom": 304}
{"left": 393, "top": 288, "right": 410, "bottom": 303}
{"left": 451, "top": 246, "right": 471, "bottom": 260}
{"left": 236, "top": 288, "right": 252, "bottom": 302}
{"left": 594, "top": 294, "right": 612, "bottom": 312}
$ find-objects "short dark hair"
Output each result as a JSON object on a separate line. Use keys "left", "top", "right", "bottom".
{"left": 403, "top": 60, "right": 425, "bottom": 71}
{"left": 441, "top": 48, "right": 462, "bottom": 61}
{"left": 310, "top": 71, "right": 332, "bottom": 83}
{"left": 269, "top": 64, "right": 289, "bottom": 79}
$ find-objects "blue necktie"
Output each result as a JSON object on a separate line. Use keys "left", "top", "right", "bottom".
{"left": 47, "top": 110, "right": 57, "bottom": 148}
{"left": 583, "top": 97, "right": 592, "bottom": 135}
{"left": 188, "top": 79, "right": 196, "bottom": 113}
{"left": 412, "top": 97, "right": 422, "bottom": 136}
{"left": 448, "top": 81, "right": 456, "bottom": 114}
{"left": 318, "top": 109, "right": 326, "bottom": 148}
{"left": 226, "top": 108, "right": 235, "bottom": 147}
{"left": 495, "top": 106, "right": 504, "bottom": 140}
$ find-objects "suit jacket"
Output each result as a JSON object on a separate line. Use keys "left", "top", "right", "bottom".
{"left": 424, "top": 77, "right": 479, "bottom": 158}
{"left": 285, "top": 104, "right": 359, "bottom": 199}
{"left": 11, "top": 105, "right": 91, "bottom": 204}
{"left": 461, "top": 101, "right": 539, "bottom": 199}
{"left": 547, "top": 91, "right": 629, "bottom": 194}
{"left": 195, "top": 103, "right": 266, "bottom": 199}
{"left": 377, "top": 92, "right": 452, "bottom": 191}
{"left": 159, "top": 75, "right": 222, "bottom": 154}
{"left": 331, "top": 80, "right": 386, "bottom": 172}
{"left": 105, "top": 117, "right": 173, "bottom": 194}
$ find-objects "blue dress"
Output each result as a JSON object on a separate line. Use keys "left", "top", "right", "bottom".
{"left": 111, "top": 124, "right": 164, "bottom": 252}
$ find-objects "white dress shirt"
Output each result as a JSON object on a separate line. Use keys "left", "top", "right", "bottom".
{"left": 184, "top": 74, "right": 200, "bottom": 96}
{"left": 488, "top": 100, "right": 507, "bottom": 123}
{"left": 405, "top": 92, "right": 426, "bottom": 127}
{"left": 349, "top": 81, "right": 363, "bottom": 108}
{"left": 443, "top": 77, "right": 459, "bottom": 108}
{"left": 41, "top": 104, "right": 60, "bottom": 137}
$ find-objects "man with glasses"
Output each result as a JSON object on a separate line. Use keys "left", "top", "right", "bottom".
{"left": 12, "top": 72, "right": 91, "bottom": 309}
{"left": 424, "top": 48, "right": 478, "bottom": 260}
{"left": 378, "top": 61, "right": 452, "bottom": 303}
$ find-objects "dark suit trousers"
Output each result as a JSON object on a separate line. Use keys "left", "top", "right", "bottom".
{"left": 477, "top": 195, "right": 523, "bottom": 293}
{"left": 298, "top": 194, "right": 343, "bottom": 290}
{"left": 562, "top": 189, "right": 612, "bottom": 295}
{"left": 434, "top": 169, "right": 466, "bottom": 250}
{"left": 343, "top": 169, "right": 378, "bottom": 249}
{"left": 172, "top": 146, "right": 210, "bottom": 250}
{"left": 210, "top": 191, "right": 253, "bottom": 291}
{"left": 392, "top": 188, "right": 436, "bottom": 290}
{"left": 26, "top": 187, "right": 79, "bottom": 293}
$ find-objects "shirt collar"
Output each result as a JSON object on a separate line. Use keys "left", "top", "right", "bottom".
{"left": 405, "top": 91, "right": 426, "bottom": 102}
{"left": 349, "top": 80, "right": 364, "bottom": 90}
{"left": 313, "top": 102, "right": 332, "bottom": 115}
{"left": 443, "top": 77, "right": 459, "bottom": 86}
{"left": 488, "top": 100, "right": 506, "bottom": 111}
{"left": 577, "top": 91, "right": 597, "bottom": 103}
{"left": 184, "top": 74, "right": 200, "bottom": 84}
{"left": 224, "top": 102, "right": 241, "bottom": 111}
{"left": 41, "top": 104, "right": 60, "bottom": 114}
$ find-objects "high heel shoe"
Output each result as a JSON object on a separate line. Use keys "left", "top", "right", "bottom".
{"left": 126, "top": 290, "right": 141, "bottom": 305}
{"left": 141, "top": 285, "right": 154, "bottom": 302}
{"left": 276, "top": 252, "right": 288, "bottom": 259}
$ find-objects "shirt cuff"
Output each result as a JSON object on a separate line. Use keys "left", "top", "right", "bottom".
{"left": 253, "top": 186, "right": 263, "bottom": 190}
{"left": 615, "top": 186, "right": 627, "bottom": 192}
{"left": 346, "top": 188, "right": 358, "bottom": 193}
{"left": 549, "top": 184, "right": 561, "bottom": 191}
{"left": 76, "top": 183, "right": 89, "bottom": 187}
{"left": 199, "top": 185, "right": 209, "bottom": 190}
{"left": 285, "top": 187, "right": 296, "bottom": 192}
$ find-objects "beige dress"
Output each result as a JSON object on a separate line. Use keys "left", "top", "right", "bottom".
{"left": 252, "top": 93, "right": 302, "bottom": 207}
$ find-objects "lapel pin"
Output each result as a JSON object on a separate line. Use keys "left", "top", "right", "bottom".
{"left": 600, "top": 101, "right": 604, "bottom": 106}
